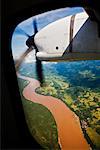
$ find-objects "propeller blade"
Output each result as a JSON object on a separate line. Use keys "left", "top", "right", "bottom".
{"left": 36, "top": 57, "right": 44, "bottom": 85}
{"left": 17, "top": 27, "right": 30, "bottom": 37}
{"left": 15, "top": 46, "right": 33, "bottom": 70}
{"left": 33, "top": 18, "right": 38, "bottom": 34}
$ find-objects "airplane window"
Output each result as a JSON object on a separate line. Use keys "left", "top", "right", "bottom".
{"left": 11, "top": 7, "right": 100, "bottom": 150}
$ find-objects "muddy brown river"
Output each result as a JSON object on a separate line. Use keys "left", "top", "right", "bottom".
{"left": 17, "top": 73, "right": 90, "bottom": 150}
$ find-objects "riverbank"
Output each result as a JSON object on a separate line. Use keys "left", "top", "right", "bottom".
{"left": 17, "top": 72, "right": 90, "bottom": 150}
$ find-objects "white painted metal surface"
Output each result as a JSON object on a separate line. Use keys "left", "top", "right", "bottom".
{"left": 34, "top": 12, "right": 100, "bottom": 61}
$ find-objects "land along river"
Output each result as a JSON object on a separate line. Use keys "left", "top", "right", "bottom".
{"left": 17, "top": 72, "right": 90, "bottom": 150}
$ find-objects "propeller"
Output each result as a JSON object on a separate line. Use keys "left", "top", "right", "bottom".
{"left": 15, "top": 18, "right": 44, "bottom": 85}
{"left": 16, "top": 27, "right": 30, "bottom": 37}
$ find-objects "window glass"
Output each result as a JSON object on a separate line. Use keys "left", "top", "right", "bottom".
{"left": 11, "top": 7, "right": 100, "bottom": 150}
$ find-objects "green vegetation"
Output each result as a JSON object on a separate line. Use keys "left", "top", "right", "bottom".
{"left": 86, "top": 127, "right": 100, "bottom": 148}
{"left": 36, "top": 75, "right": 69, "bottom": 99}
{"left": 18, "top": 78, "right": 60, "bottom": 150}
{"left": 36, "top": 75, "right": 100, "bottom": 149}
{"left": 17, "top": 60, "right": 100, "bottom": 149}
